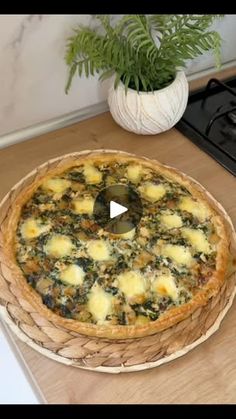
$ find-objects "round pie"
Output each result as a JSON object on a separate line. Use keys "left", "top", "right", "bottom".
{"left": 3, "top": 152, "right": 231, "bottom": 339}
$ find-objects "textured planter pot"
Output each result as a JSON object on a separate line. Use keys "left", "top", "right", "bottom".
{"left": 108, "top": 71, "right": 189, "bottom": 135}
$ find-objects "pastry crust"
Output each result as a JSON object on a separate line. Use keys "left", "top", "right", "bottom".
{"left": 3, "top": 151, "right": 230, "bottom": 339}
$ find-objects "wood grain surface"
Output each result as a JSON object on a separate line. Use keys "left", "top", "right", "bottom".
{"left": 0, "top": 66, "right": 236, "bottom": 404}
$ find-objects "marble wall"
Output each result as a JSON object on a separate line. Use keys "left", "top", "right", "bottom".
{"left": 0, "top": 14, "right": 236, "bottom": 137}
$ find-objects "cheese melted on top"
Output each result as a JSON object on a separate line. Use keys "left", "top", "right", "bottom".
{"left": 15, "top": 160, "right": 218, "bottom": 326}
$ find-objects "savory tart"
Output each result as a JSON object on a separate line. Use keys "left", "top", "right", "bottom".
{"left": 4, "top": 152, "right": 230, "bottom": 339}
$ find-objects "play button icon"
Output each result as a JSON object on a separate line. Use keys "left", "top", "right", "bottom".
{"left": 93, "top": 184, "right": 143, "bottom": 234}
{"left": 110, "top": 201, "right": 128, "bottom": 219}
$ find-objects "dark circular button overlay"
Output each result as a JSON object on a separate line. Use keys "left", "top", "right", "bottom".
{"left": 93, "top": 184, "right": 143, "bottom": 234}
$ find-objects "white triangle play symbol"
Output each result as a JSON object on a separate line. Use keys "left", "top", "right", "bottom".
{"left": 110, "top": 201, "right": 128, "bottom": 219}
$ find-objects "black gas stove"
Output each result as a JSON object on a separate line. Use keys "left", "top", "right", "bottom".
{"left": 176, "top": 76, "right": 236, "bottom": 176}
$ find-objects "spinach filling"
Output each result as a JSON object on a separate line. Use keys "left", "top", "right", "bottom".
{"left": 15, "top": 161, "right": 217, "bottom": 324}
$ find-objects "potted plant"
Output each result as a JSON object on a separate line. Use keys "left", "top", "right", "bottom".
{"left": 65, "top": 14, "right": 223, "bottom": 135}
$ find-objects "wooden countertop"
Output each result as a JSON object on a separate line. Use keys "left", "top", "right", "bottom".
{"left": 0, "top": 67, "right": 236, "bottom": 404}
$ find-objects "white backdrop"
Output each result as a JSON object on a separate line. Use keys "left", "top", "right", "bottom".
{"left": 0, "top": 14, "right": 235, "bottom": 137}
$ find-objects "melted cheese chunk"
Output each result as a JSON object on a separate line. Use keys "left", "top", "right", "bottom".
{"left": 83, "top": 164, "right": 102, "bottom": 184}
{"left": 181, "top": 228, "right": 211, "bottom": 254}
{"left": 21, "top": 218, "right": 51, "bottom": 239}
{"left": 117, "top": 228, "right": 136, "bottom": 240}
{"left": 42, "top": 178, "right": 71, "bottom": 194}
{"left": 162, "top": 244, "right": 193, "bottom": 267}
{"left": 179, "top": 196, "right": 210, "bottom": 221}
{"left": 118, "top": 271, "right": 146, "bottom": 298}
{"left": 72, "top": 197, "right": 94, "bottom": 215}
{"left": 87, "top": 285, "right": 112, "bottom": 322}
{"left": 60, "top": 264, "right": 85, "bottom": 286}
{"left": 152, "top": 272, "right": 178, "bottom": 300}
{"left": 126, "top": 164, "right": 142, "bottom": 183}
{"left": 44, "top": 235, "right": 74, "bottom": 258}
{"left": 87, "top": 240, "right": 110, "bottom": 261}
{"left": 135, "top": 315, "right": 149, "bottom": 325}
{"left": 160, "top": 213, "right": 183, "bottom": 229}
{"left": 140, "top": 183, "right": 166, "bottom": 202}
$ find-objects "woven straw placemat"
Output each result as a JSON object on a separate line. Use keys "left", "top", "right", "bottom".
{"left": 0, "top": 149, "right": 235, "bottom": 373}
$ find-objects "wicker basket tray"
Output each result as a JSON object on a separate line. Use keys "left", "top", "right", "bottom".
{"left": 0, "top": 149, "right": 235, "bottom": 373}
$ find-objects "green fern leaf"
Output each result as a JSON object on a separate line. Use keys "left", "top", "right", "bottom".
{"left": 65, "top": 63, "right": 77, "bottom": 94}
{"left": 64, "top": 14, "right": 224, "bottom": 94}
{"left": 114, "top": 72, "right": 122, "bottom": 89}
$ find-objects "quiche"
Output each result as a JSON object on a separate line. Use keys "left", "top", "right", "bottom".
{"left": 4, "top": 152, "right": 231, "bottom": 339}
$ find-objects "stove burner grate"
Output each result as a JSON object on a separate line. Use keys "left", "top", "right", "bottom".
{"left": 176, "top": 75, "right": 236, "bottom": 176}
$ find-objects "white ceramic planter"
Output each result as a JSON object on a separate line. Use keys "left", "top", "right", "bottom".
{"left": 108, "top": 71, "right": 189, "bottom": 135}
